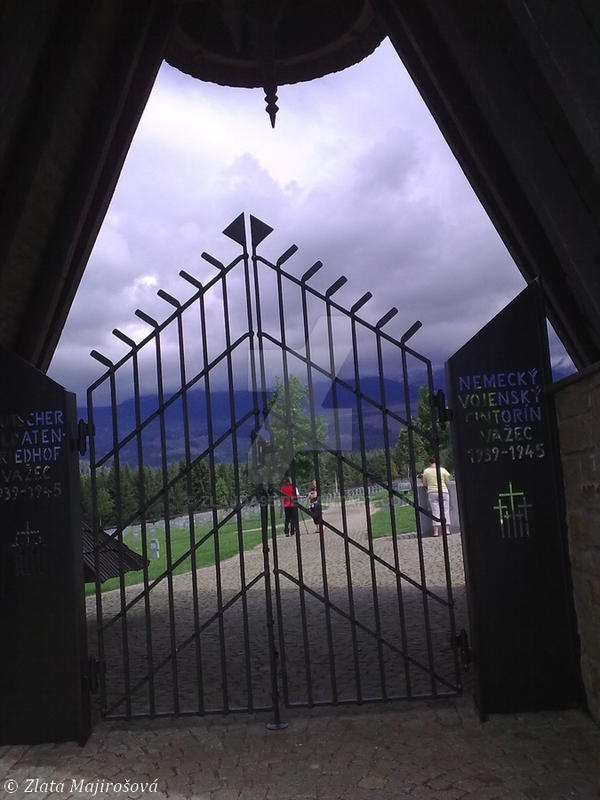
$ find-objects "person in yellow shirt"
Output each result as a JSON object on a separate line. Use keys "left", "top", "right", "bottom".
{"left": 422, "top": 457, "right": 451, "bottom": 536}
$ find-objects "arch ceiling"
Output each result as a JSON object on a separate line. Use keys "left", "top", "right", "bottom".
{"left": 0, "top": 0, "right": 598, "bottom": 371}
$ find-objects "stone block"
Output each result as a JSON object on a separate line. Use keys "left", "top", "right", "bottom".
{"left": 566, "top": 510, "right": 600, "bottom": 549}
{"left": 560, "top": 457, "right": 582, "bottom": 504}
{"left": 558, "top": 414, "right": 591, "bottom": 454}
{"left": 579, "top": 654, "right": 600, "bottom": 725}
{"left": 583, "top": 547, "right": 600, "bottom": 576}
{"left": 588, "top": 409, "right": 600, "bottom": 452}
{"left": 589, "top": 381, "right": 600, "bottom": 411}
{"left": 570, "top": 569, "right": 589, "bottom": 606}
{"left": 569, "top": 545, "right": 600, "bottom": 576}
{"left": 579, "top": 480, "right": 600, "bottom": 511}
{"left": 589, "top": 575, "right": 600, "bottom": 606}
{"left": 555, "top": 382, "right": 592, "bottom": 421}
{"left": 576, "top": 614, "right": 600, "bottom": 664}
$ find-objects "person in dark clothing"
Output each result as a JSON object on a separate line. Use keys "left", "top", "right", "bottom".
{"left": 307, "top": 479, "right": 323, "bottom": 534}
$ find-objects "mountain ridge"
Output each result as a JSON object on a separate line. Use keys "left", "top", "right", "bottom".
{"left": 80, "top": 375, "right": 433, "bottom": 468}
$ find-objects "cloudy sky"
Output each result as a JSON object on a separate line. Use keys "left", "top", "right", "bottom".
{"left": 47, "top": 37, "right": 571, "bottom": 405}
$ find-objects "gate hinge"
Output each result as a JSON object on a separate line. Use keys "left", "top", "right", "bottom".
{"left": 77, "top": 419, "right": 94, "bottom": 456}
{"left": 433, "top": 389, "right": 453, "bottom": 426}
{"left": 454, "top": 629, "right": 472, "bottom": 671}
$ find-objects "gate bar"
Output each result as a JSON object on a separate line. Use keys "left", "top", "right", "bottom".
{"left": 299, "top": 272, "right": 326, "bottom": 705}
{"left": 148, "top": 315, "right": 181, "bottom": 713}
{"left": 163, "top": 290, "right": 206, "bottom": 713}
{"left": 221, "top": 264, "right": 254, "bottom": 710}
{"left": 350, "top": 313, "right": 387, "bottom": 699}
{"left": 198, "top": 284, "right": 230, "bottom": 712}
{"left": 424, "top": 359, "right": 461, "bottom": 691}
{"left": 125, "top": 335, "right": 157, "bottom": 715}
{"left": 271, "top": 252, "right": 297, "bottom": 708}
{"left": 401, "top": 337, "right": 437, "bottom": 696}
{"left": 375, "top": 333, "right": 413, "bottom": 695}
{"left": 249, "top": 231, "right": 286, "bottom": 728}
{"left": 108, "top": 362, "right": 133, "bottom": 716}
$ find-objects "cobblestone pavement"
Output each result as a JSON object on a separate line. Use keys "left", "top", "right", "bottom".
{"left": 91, "top": 504, "right": 467, "bottom": 716}
{"left": 1, "top": 698, "right": 597, "bottom": 799}
{"left": 2, "top": 509, "right": 597, "bottom": 799}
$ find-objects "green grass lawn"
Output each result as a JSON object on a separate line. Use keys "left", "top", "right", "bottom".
{"left": 370, "top": 503, "right": 418, "bottom": 539}
{"left": 87, "top": 502, "right": 416, "bottom": 595}
{"left": 87, "top": 508, "right": 311, "bottom": 595}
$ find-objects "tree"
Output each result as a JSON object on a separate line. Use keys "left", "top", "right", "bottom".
{"left": 262, "top": 375, "right": 328, "bottom": 488}
{"left": 415, "top": 385, "right": 454, "bottom": 473}
{"left": 80, "top": 473, "right": 92, "bottom": 524}
{"left": 167, "top": 460, "right": 188, "bottom": 517}
{"left": 95, "top": 487, "right": 114, "bottom": 528}
{"left": 80, "top": 468, "right": 115, "bottom": 527}
{"left": 216, "top": 462, "right": 234, "bottom": 506}
{"left": 366, "top": 449, "right": 399, "bottom": 484}
{"left": 118, "top": 463, "right": 139, "bottom": 523}
{"left": 215, "top": 476, "right": 229, "bottom": 507}
{"left": 394, "top": 427, "right": 428, "bottom": 479}
{"left": 394, "top": 384, "right": 454, "bottom": 478}
{"left": 191, "top": 458, "right": 211, "bottom": 508}
{"left": 140, "top": 465, "right": 163, "bottom": 520}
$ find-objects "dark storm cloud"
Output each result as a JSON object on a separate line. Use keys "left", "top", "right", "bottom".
{"left": 48, "top": 38, "right": 570, "bottom": 403}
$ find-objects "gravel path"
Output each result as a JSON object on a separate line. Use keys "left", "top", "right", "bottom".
{"left": 88, "top": 500, "right": 468, "bottom": 719}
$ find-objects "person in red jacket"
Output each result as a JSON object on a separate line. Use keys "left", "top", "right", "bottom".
{"left": 281, "top": 476, "right": 299, "bottom": 537}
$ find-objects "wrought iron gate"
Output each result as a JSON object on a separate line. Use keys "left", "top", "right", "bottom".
{"left": 85, "top": 214, "right": 462, "bottom": 721}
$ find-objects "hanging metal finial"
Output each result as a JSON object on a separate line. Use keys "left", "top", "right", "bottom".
{"left": 262, "top": 53, "right": 279, "bottom": 128}
{"left": 255, "top": 0, "right": 281, "bottom": 129}
{"left": 264, "top": 82, "right": 279, "bottom": 128}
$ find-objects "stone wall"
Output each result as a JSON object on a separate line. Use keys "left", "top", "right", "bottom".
{"left": 555, "top": 364, "right": 600, "bottom": 725}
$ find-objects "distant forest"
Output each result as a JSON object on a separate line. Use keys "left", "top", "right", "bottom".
{"left": 80, "top": 381, "right": 452, "bottom": 528}
{"left": 80, "top": 447, "right": 402, "bottom": 529}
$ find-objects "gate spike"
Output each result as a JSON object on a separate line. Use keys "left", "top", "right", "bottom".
{"left": 90, "top": 349, "right": 113, "bottom": 368}
{"left": 157, "top": 289, "right": 181, "bottom": 308}
{"left": 351, "top": 292, "right": 372, "bottom": 314}
{"left": 135, "top": 309, "right": 159, "bottom": 328}
{"left": 249, "top": 215, "right": 274, "bottom": 249}
{"left": 301, "top": 261, "right": 323, "bottom": 283}
{"left": 325, "top": 276, "right": 347, "bottom": 297}
{"left": 179, "top": 270, "right": 203, "bottom": 289}
{"left": 201, "top": 252, "right": 225, "bottom": 271}
{"left": 112, "top": 328, "right": 136, "bottom": 348}
{"left": 222, "top": 213, "right": 246, "bottom": 247}
{"left": 376, "top": 307, "right": 399, "bottom": 329}
{"left": 400, "top": 320, "right": 422, "bottom": 342}
{"left": 276, "top": 245, "right": 298, "bottom": 267}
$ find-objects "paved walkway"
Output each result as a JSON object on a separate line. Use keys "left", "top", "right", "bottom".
{"left": 2, "top": 508, "right": 598, "bottom": 799}
{"left": 91, "top": 505, "right": 467, "bottom": 716}
{"left": 1, "top": 698, "right": 597, "bottom": 799}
